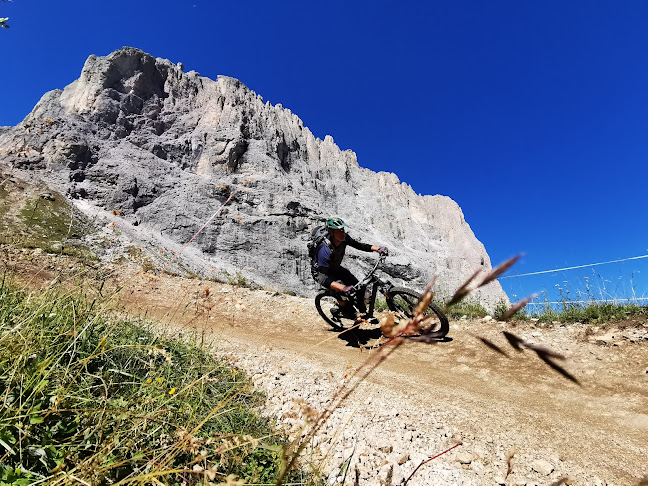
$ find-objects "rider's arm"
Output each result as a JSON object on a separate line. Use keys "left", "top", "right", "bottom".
{"left": 330, "top": 281, "right": 346, "bottom": 292}
{"left": 345, "top": 234, "right": 373, "bottom": 252}
{"left": 349, "top": 236, "right": 382, "bottom": 253}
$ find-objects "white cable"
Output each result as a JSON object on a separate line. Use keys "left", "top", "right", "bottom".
{"left": 500, "top": 254, "right": 648, "bottom": 279}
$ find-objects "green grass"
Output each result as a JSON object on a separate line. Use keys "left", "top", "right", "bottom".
{"left": 0, "top": 280, "right": 312, "bottom": 485}
{"left": 444, "top": 301, "right": 489, "bottom": 319}
{"left": 0, "top": 191, "right": 95, "bottom": 260}
{"left": 528, "top": 300, "right": 648, "bottom": 324}
{"left": 373, "top": 297, "right": 389, "bottom": 313}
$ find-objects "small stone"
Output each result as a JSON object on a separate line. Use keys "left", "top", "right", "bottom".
{"left": 378, "top": 464, "right": 393, "bottom": 486}
{"left": 456, "top": 452, "right": 473, "bottom": 464}
{"left": 398, "top": 453, "right": 409, "bottom": 465}
{"left": 531, "top": 459, "right": 554, "bottom": 476}
{"left": 471, "top": 461, "right": 485, "bottom": 474}
{"left": 378, "top": 445, "right": 393, "bottom": 454}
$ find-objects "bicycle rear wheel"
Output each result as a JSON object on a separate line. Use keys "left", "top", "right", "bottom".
{"left": 386, "top": 286, "right": 449, "bottom": 338}
{"left": 315, "top": 291, "right": 357, "bottom": 330}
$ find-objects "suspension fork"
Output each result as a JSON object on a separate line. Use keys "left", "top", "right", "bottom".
{"left": 367, "top": 281, "right": 380, "bottom": 316}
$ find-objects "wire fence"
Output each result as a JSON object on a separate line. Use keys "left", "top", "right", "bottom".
{"left": 500, "top": 253, "right": 648, "bottom": 309}
{"left": 526, "top": 297, "right": 648, "bottom": 306}
{"left": 500, "top": 254, "right": 648, "bottom": 279}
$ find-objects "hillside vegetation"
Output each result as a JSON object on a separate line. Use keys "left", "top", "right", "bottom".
{"left": 0, "top": 277, "right": 310, "bottom": 485}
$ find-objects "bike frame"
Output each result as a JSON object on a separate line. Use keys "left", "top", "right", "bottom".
{"left": 350, "top": 255, "right": 394, "bottom": 317}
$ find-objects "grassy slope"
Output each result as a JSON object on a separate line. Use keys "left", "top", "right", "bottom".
{"left": 0, "top": 174, "right": 94, "bottom": 259}
{"left": 0, "top": 281, "right": 310, "bottom": 485}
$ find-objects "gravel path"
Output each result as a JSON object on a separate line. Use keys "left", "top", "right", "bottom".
{"left": 122, "top": 278, "right": 646, "bottom": 486}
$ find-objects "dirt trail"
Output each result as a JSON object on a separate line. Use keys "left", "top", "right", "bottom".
{"left": 5, "top": 251, "right": 648, "bottom": 485}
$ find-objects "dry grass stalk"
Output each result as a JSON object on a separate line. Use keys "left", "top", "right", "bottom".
{"left": 475, "top": 335, "right": 509, "bottom": 357}
{"left": 498, "top": 293, "right": 538, "bottom": 321}
{"left": 159, "top": 182, "right": 249, "bottom": 276}
{"left": 422, "top": 255, "right": 582, "bottom": 385}
{"left": 402, "top": 442, "right": 463, "bottom": 486}
{"left": 484, "top": 331, "right": 581, "bottom": 385}
{"left": 415, "top": 277, "right": 437, "bottom": 315}
{"left": 479, "top": 254, "right": 521, "bottom": 287}
{"left": 505, "top": 449, "right": 516, "bottom": 478}
{"left": 277, "top": 339, "right": 403, "bottom": 485}
{"left": 444, "top": 255, "right": 521, "bottom": 310}
{"left": 444, "top": 269, "right": 483, "bottom": 308}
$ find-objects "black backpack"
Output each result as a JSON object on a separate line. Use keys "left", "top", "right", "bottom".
{"left": 307, "top": 225, "right": 330, "bottom": 270}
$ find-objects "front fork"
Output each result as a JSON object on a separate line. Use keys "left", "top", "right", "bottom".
{"left": 366, "top": 282, "right": 380, "bottom": 316}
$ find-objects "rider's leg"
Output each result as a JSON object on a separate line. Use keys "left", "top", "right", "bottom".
{"left": 335, "top": 267, "right": 366, "bottom": 314}
{"left": 316, "top": 270, "right": 351, "bottom": 311}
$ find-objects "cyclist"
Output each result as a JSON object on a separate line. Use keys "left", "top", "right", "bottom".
{"left": 313, "top": 217, "right": 388, "bottom": 319}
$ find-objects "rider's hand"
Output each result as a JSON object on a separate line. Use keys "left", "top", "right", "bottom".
{"left": 342, "top": 285, "right": 354, "bottom": 295}
{"left": 378, "top": 247, "right": 388, "bottom": 256}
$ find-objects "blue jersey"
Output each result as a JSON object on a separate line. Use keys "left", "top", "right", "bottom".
{"left": 316, "top": 232, "right": 372, "bottom": 274}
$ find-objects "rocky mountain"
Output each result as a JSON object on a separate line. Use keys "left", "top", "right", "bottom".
{"left": 0, "top": 47, "right": 507, "bottom": 307}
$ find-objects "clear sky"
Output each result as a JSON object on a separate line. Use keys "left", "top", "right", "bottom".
{"left": 2, "top": 0, "right": 647, "bottom": 306}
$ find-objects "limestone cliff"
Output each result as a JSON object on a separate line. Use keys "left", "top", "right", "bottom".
{"left": 0, "top": 47, "right": 507, "bottom": 306}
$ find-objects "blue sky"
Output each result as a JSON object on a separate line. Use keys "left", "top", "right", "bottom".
{"left": 2, "top": 0, "right": 647, "bottom": 305}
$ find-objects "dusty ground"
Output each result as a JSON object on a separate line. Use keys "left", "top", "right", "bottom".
{"left": 3, "top": 247, "right": 647, "bottom": 486}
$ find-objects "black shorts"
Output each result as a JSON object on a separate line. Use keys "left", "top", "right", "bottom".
{"left": 315, "top": 266, "right": 359, "bottom": 289}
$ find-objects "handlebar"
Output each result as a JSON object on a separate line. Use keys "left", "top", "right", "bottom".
{"left": 352, "top": 253, "right": 387, "bottom": 290}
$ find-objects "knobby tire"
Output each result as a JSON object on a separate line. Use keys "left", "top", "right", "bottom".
{"left": 386, "top": 286, "right": 449, "bottom": 338}
{"left": 315, "top": 291, "right": 354, "bottom": 330}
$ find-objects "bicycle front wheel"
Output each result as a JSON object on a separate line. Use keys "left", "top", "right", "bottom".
{"left": 386, "top": 287, "right": 449, "bottom": 338}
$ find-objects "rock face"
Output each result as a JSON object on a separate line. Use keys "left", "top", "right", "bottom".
{"left": 0, "top": 47, "right": 507, "bottom": 306}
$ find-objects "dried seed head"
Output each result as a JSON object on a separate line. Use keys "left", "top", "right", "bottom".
{"left": 380, "top": 313, "right": 399, "bottom": 337}
{"left": 446, "top": 269, "right": 484, "bottom": 307}
{"left": 478, "top": 254, "right": 522, "bottom": 288}
{"left": 477, "top": 336, "right": 509, "bottom": 357}
{"left": 499, "top": 293, "right": 538, "bottom": 321}
{"left": 416, "top": 289, "right": 435, "bottom": 316}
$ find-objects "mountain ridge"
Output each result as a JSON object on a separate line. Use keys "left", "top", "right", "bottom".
{"left": 0, "top": 46, "right": 507, "bottom": 307}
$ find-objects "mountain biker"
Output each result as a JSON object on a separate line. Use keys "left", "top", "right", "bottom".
{"left": 313, "top": 217, "right": 388, "bottom": 319}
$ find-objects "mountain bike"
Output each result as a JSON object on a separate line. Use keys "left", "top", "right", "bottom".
{"left": 314, "top": 254, "right": 449, "bottom": 338}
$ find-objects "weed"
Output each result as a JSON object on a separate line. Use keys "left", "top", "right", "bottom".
{"left": 444, "top": 301, "right": 488, "bottom": 319}
{"left": 530, "top": 301, "right": 648, "bottom": 324}
{"left": 221, "top": 270, "right": 256, "bottom": 289}
{"left": 141, "top": 260, "right": 156, "bottom": 273}
{"left": 373, "top": 296, "right": 389, "bottom": 313}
